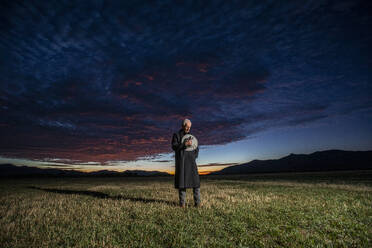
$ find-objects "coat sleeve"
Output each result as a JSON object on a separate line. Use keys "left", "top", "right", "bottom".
{"left": 172, "top": 133, "right": 185, "bottom": 152}
{"left": 194, "top": 146, "right": 199, "bottom": 159}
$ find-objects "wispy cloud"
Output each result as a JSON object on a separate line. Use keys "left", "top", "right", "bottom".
{"left": 0, "top": 0, "right": 371, "bottom": 164}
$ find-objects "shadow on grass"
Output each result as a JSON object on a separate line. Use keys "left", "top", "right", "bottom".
{"left": 27, "top": 186, "right": 178, "bottom": 206}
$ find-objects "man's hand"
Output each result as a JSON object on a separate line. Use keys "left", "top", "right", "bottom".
{"left": 185, "top": 139, "right": 192, "bottom": 147}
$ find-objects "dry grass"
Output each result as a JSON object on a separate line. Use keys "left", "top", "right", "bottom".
{"left": 1, "top": 171, "right": 371, "bottom": 247}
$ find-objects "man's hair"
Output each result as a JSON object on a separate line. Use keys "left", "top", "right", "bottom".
{"left": 182, "top": 118, "right": 191, "bottom": 126}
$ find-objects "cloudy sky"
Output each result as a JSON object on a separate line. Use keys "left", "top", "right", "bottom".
{"left": 1, "top": 0, "right": 371, "bottom": 174}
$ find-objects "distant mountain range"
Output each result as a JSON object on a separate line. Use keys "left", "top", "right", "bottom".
{"left": 1, "top": 149, "right": 371, "bottom": 177}
{"left": 210, "top": 149, "right": 372, "bottom": 175}
{"left": 0, "top": 164, "right": 171, "bottom": 177}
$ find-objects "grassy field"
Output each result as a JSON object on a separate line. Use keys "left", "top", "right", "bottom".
{"left": 1, "top": 170, "right": 371, "bottom": 247}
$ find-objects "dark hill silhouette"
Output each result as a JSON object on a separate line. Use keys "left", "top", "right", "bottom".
{"left": 210, "top": 149, "right": 372, "bottom": 175}
{"left": 0, "top": 164, "right": 171, "bottom": 177}
{"left": 2, "top": 149, "right": 371, "bottom": 177}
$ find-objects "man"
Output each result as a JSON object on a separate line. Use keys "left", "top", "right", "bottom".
{"left": 171, "top": 118, "right": 201, "bottom": 208}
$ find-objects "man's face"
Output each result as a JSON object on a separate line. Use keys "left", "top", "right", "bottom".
{"left": 183, "top": 122, "right": 191, "bottom": 133}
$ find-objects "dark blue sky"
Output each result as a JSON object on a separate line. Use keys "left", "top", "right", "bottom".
{"left": 1, "top": 0, "right": 371, "bottom": 173}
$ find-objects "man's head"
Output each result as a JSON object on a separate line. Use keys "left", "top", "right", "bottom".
{"left": 182, "top": 118, "right": 191, "bottom": 133}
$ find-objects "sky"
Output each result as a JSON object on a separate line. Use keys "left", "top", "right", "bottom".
{"left": 0, "top": 0, "right": 371, "bottom": 174}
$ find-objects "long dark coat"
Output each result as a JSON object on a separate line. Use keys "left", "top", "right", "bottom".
{"left": 171, "top": 128, "right": 200, "bottom": 189}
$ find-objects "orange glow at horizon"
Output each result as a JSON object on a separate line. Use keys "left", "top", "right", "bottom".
{"left": 62, "top": 167, "right": 217, "bottom": 175}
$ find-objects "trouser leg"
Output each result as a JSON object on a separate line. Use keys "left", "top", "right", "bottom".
{"left": 178, "top": 188, "right": 186, "bottom": 205}
{"left": 193, "top": 187, "right": 201, "bottom": 206}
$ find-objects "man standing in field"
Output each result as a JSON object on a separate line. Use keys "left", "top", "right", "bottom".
{"left": 171, "top": 118, "right": 201, "bottom": 207}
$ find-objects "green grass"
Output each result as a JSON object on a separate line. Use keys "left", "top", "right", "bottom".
{"left": 1, "top": 170, "right": 371, "bottom": 247}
